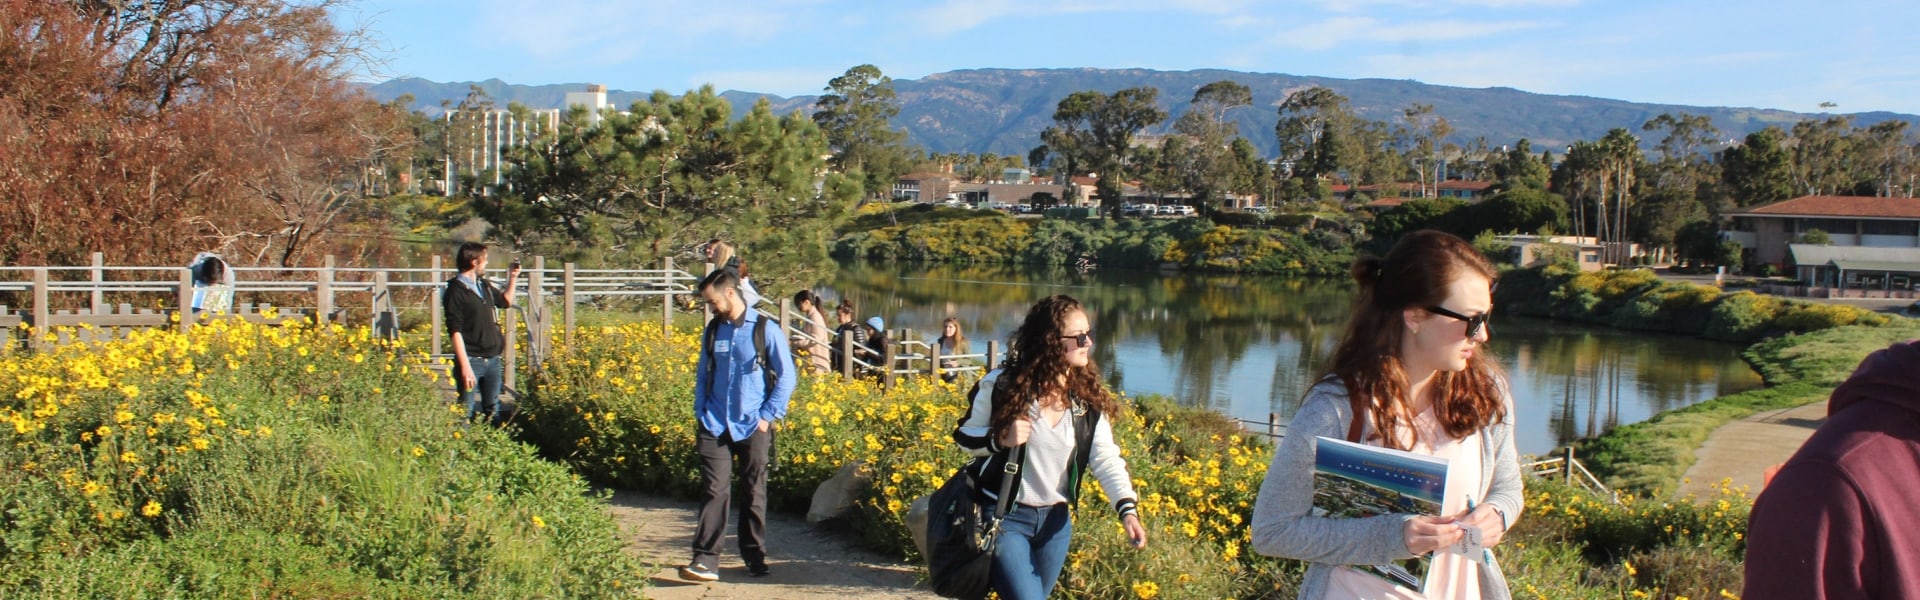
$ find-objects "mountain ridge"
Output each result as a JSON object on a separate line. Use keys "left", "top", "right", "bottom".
{"left": 364, "top": 68, "right": 1920, "bottom": 158}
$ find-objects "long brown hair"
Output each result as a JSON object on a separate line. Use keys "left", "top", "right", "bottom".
{"left": 990, "top": 295, "right": 1118, "bottom": 438}
{"left": 1326, "top": 230, "right": 1505, "bottom": 450}
{"left": 939, "top": 317, "right": 969, "bottom": 351}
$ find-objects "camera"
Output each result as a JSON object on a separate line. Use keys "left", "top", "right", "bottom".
{"left": 509, "top": 259, "right": 522, "bottom": 271}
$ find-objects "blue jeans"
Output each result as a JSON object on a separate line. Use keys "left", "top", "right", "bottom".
{"left": 458, "top": 355, "right": 504, "bottom": 424}
{"left": 990, "top": 503, "right": 1073, "bottom": 600}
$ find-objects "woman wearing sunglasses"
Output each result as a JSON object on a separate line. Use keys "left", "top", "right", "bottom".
{"left": 952, "top": 294, "right": 1149, "bottom": 599}
{"left": 1251, "top": 230, "right": 1524, "bottom": 599}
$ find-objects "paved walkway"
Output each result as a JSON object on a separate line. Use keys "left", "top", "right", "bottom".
{"left": 606, "top": 491, "right": 938, "bottom": 600}
{"left": 1676, "top": 400, "right": 1828, "bottom": 499}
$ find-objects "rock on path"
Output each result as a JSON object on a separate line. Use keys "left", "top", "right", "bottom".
{"left": 605, "top": 491, "right": 939, "bottom": 600}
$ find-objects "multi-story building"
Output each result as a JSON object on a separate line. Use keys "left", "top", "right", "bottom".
{"left": 1725, "top": 195, "right": 1920, "bottom": 289}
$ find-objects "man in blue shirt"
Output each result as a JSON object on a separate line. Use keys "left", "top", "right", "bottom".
{"left": 682, "top": 268, "right": 796, "bottom": 582}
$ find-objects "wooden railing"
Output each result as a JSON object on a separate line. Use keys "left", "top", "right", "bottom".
{"left": 1, "top": 254, "right": 987, "bottom": 390}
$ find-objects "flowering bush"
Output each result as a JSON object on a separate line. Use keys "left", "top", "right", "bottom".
{"left": 0, "top": 318, "right": 644, "bottom": 598}
{"left": 514, "top": 319, "right": 1757, "bottom": 598}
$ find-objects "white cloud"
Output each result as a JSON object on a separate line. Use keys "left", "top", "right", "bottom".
{"left": 1268, "top": 17, "right": 1550, "bottom": 50}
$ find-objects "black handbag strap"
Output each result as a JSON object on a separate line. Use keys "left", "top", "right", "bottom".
{"left": 993, "top": 444, "right": 1027, "bottom": 519}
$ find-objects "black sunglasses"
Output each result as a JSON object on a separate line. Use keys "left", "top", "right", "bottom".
{"left": 1427, "top": 305, "right": 1491, "bottom": 339}
{"left": 1059, "top": 331, "right": 1093, "bottom": 348}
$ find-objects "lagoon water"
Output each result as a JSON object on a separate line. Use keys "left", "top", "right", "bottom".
{"left": 827, "top": 262, "right": 1764, "bottom": 456}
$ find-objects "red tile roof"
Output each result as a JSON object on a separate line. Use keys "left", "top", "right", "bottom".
{"left": 1437, "top": 180, "right": 1493, "bottom": 191}
{"left": 1367, "top": 197, "right": 1410, "bottom": 208}
{"left": 1730, "top": 195, "right": 1920, "bottom": 219}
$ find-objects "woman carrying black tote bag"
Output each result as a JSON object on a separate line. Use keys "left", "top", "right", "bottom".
{"left": 943, "top": 295, "right": 1149, "bottom": 600}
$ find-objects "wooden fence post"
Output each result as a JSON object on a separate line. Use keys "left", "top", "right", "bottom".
{"left": 663, "top": 257, "right": 676, "bottom": 331}
{"left": 372, "top": 271, "right": 394, "bottom": 341}
{"left": 503, "top": 264, "right": 518, "bottom": 393}
{"left": 1269, "top": 412, "right": 1281, "bottom": 438}
{"left": 930, "top": 339, "right": 943, "bottom": 379}
{"left": 882, "top": 337, "right": 897, "bottom": 389}
{"left": 841, "top": 334, "right": 856, "bottom": 379}
{"left": 431, "top": 255, "right": 444, "bottom": 356}
{"left": 177, "top": 268, "right": 193, "bottom": 335}
{"left": 316, "top": 255, "right": 335, "bottom": 325}
{"left": 1564, "top": 446, "right": 1575, "bottom": 485}
{"left": 31, "top": 268, "right": 50, "bottom": 351}
{"left": 779, "top": 298, "right": 792, "bottom": 339}
{"left": 986, "top": 340, "right": 999, "bottom": 372}
{"left": 563, "top": 263, "right": 576, "bottom": 349}
{"left": 901, "top": 328, "right": 917, "bottom": 375}
{"left": 90, "top": 252, "right": 104, "bottom": 314}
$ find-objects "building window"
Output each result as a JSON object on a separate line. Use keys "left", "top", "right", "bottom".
{"left": 1862, "top": 220, "right": 1918, "bottom": 236}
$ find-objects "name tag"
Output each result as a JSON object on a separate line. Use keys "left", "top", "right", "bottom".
{"left": 714, "top": 340, "right": 732, "bottom": 354}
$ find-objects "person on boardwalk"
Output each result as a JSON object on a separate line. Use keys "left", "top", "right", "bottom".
{"left": 861, "top": 316, "right": 890, "bottom": 380}
{"left": 682, "top": 268, "right": 797, "bottom": 582}
{"left": 705, "top": 239, "right": 761, "bottom": 308}
{"left": 443, "top": 242, "right": 520, "bottom": 425}
{"left": 936, "top": 317, "right": 971, "bottom": 384}
{"left": 831, "top": 300, "right": 866, "bottom": 375}
{"left": 188, "top": 252, "right": 234, "bottom": 315}
{"left": 1250, "top": 230, "right": 1523, "bottom": 600}
{"left": 791, "top": 290, "right": 833, "bottom": 375}
{"left": 952, "top": 294, "right": 1148, "bottom": 599}
{"left": 1744, "top": 339, "right": 1920, "bottom": 599}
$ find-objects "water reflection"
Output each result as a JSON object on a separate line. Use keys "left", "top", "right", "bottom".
{"left": 828, "top": 262, "right": 1763, "bottom": 456}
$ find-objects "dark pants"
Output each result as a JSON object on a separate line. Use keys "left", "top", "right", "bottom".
{"left": 456, "top": 355, "right": 503, "bottom": 424}
{"left": 691, "top": 427, "right": 770, "bottom": 570}
{"left": 990, "top": 503, "right": 1074, "bottom": 600}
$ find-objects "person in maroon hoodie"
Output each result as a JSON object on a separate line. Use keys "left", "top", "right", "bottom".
{"left": 1744, "top": 339, "right": 1920, "bottom": 599}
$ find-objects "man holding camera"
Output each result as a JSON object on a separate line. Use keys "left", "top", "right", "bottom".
{"left": 444, "top": 241, "right": 520, "bottom": 425}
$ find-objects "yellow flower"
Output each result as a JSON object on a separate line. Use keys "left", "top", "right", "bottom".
{"left": 257, "top": 426, "right": 273, "bottom": 438}
{"left": 115, "top": 410, "right": 135, "bottom": 424}
{"left": 532, "top": 515, "right": 547, "bottom": 528}
{"left": 1623, "top": 560, "right": 1637, "bottom": 577}
{"left": 412, "top": 446, "right": 426, "bottom": 457}
{"left": 120, "top": 451, "right": 140, "bottom": 464}
{"left": 1132, "top": 581, "right": 1160, "bottom": 599}
{"left": 141, "top": 500, "right": 162, "bottom": 517}
{"left": 191, "top": 437, "right": 210, "bottom": 451}
{"left": 81, "top": 480, "right": 103, "bottom": 496}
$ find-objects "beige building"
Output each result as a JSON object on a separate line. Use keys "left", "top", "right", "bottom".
{"left": 1725, "top": 195, "right": 1920, "bottom": 268}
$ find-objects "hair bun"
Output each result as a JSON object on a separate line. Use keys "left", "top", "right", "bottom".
{"left": 1351, "top": 256, "right": 1385, "bottom": 287}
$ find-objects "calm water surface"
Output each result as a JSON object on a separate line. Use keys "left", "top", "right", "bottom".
{"left": 827, "top": 262, "right": 1764, "bottom": 456}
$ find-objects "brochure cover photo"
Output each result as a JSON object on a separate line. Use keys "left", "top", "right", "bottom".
{"left": 1312, "top": 436, "right": 1451, "bottom": 590}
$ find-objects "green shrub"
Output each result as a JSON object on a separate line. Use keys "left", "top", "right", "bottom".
{"left": 1703, "top": 291, "right": 1780, "bottom": 343}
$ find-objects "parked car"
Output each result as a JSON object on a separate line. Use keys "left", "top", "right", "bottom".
{"left": 1156, "top": 205, "right": 1176, "bottom": 216}
{"left": 1123, "top": 204, "right": 1149, "bottom": 217}
{"left": 1170, "top": 205, "right": 1196, "bottom": 217}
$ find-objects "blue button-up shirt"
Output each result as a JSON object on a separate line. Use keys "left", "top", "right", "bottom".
{"left": 694, "top": 311, "right": 797, "bottom": 441}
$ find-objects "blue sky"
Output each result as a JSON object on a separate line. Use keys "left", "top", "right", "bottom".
{"left": 341, "top": 0, "right": 1920, "bottom": 114}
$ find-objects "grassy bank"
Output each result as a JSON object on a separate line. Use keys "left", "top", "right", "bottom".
{"left": 0, "top": 319, "right": 645, "bottom": 598}
{"left": 831, "top": 204, "right": 1358, "bottom": 277}
{"left": 1496, "top": 263, "right": 1915, "bottom": 496}
{"left": 514, "top": 320, "right": 1754, "bottom": 599}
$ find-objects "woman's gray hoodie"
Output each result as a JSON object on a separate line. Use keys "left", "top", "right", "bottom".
{"left": 1250, "top": 378, "right": 1525, "bottom": 599}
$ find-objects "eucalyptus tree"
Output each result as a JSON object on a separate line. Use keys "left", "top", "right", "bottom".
{"left": 1037, "top": 87, "right": 1167, "bottom": 213}
{"left": 1720, "top": 126, "right": 1796, "bottom": 207}
{"left": 813, "top": 64, "right": 916, "bottom": 201}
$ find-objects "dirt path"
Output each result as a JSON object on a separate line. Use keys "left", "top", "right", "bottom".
{"left": 605, "top": 491, "right": 940, "bottom": 599}
{"left": 1675, "top": 400, "right": 1826, "bottom": 499}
